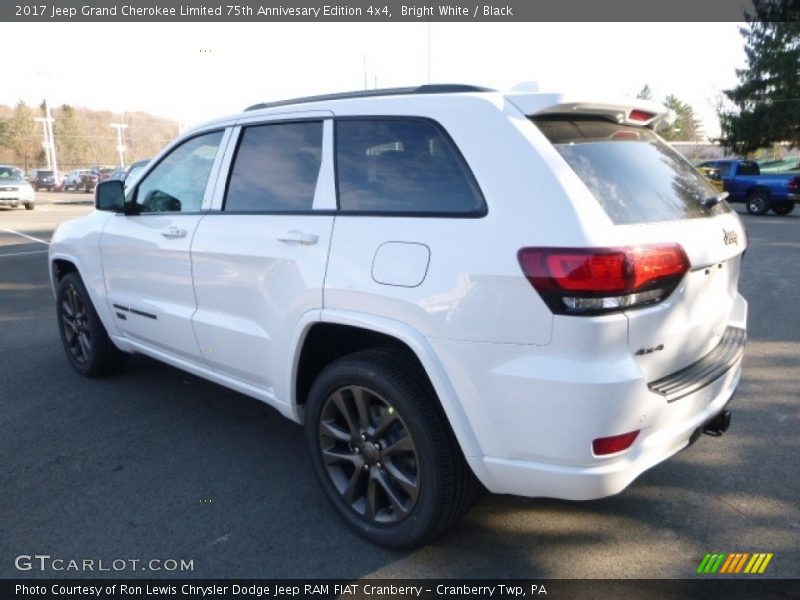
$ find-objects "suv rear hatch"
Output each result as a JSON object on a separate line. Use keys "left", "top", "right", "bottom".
{"left": 517, "top": 99, "right": 746, "bottom": 386}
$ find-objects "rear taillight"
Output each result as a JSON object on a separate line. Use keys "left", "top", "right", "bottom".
{"left": 517, "top": 244, "right": 690, "bottom": 315}
{"left": 789, "top": 177, "right": 799, "bottom": 192}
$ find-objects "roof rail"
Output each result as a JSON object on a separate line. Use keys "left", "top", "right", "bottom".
{"left": 244, "top": 84, "right": 494, "bottom": 112}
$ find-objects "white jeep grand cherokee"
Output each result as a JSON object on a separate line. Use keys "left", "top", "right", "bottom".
{"left": 49, "top": 85, "right": 747, "bottom": 547}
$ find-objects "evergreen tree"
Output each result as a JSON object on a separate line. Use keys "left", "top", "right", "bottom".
{"left": 660, "top": 95, "right": 703, "bottom": 142}
{"left": 719, "top": 0, "right": 800, "bottom": 153}
{"left": 637, "top": 84, "right": 654, "bottom": 101}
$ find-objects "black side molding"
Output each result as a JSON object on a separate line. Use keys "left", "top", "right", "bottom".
{"left": 648, "top": 327, "right": 746, "bottom": 403}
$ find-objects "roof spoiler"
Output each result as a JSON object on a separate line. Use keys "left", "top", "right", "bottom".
{"left": 505, "top": 93, "right": 675, "bottom": 131}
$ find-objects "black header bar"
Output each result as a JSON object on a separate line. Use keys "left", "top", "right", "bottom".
{"left": 2, "top": 0, "right": 775, "bottom": 23}
{"left": 3, "top": 579, "right": 799, "bottom": 600}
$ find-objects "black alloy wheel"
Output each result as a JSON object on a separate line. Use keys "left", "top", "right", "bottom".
{"left": 56, "top": 272, "right": 128, "bottom": 377}
{"left": 305, "top": 348, "right": 480, "bottom": 548}
{"left": 318, "top": 384, "right": 420, "bottom": 523}
{"left": 60, "top": 280, "right": 93, "bottom": 366}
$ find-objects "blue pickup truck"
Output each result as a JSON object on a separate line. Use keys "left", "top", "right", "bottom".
{"left": 698, "top": 159, "right": 800, "bottom": 216}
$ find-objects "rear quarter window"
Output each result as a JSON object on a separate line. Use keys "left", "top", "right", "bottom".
{"left": 533, "top": 118, "right": 730, "bottom": 225}
{"left": 335, "top": 118, "right": 485, "bottom": 216}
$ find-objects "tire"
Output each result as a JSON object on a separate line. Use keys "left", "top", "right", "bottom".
{"left": 746, "top": 192, "right": 770, "bottom": 215}
{"left": 56, "top": 272, "right": 128, "bottom": 377}
{"left": 772, "top": 202, "right": 795, "bottom": 216}
{"left": 24, "top": 203, "right": 34, "bottom": 210}
{"left": 305, "top": 348, "right": 480, "bottom": 548}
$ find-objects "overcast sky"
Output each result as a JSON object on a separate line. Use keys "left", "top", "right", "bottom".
{"left": 2, "top": 22, "right": 745, "bottom": 138}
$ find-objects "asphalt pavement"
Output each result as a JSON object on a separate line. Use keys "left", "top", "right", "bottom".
{"left": 1, "top": 192, "right": 798, "bottom": 579}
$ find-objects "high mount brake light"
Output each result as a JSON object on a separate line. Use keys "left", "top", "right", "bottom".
{"left": 517, "top": 244, "right": 690, "bottom": 315}
{"left": 628, "top": 109, "right": 654, "bottom": 122}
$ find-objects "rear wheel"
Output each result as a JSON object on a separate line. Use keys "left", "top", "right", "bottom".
{"left": 56, "top": 272, "right": 128, "bottom": 377}
{"left": 772, "top": 202, "right": 795, "bottom": 216}
{"left": 746, "top": 192, "right": 770, "bottom": 215}
{"left": 305, "top": 348, "right": 479, "bottom": 548}
{"left": 24, "top": 203, "right": 34, "bottom": 210}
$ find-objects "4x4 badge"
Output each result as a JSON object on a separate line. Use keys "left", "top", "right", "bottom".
{"left": 723, "top": 229, "right": 738, "bottom": 246}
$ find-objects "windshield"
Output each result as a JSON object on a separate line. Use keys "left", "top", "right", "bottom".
{"left": 533, "top": 118, "right": 730, "bottom": 225}
{"left": 0, "top": 167, "right": 25, "bottom": 180}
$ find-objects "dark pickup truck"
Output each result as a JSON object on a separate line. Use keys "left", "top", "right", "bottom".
{"left": 698, "top": 159, "right": 799, "bottom": 216}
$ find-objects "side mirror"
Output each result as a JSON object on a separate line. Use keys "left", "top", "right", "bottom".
{"left": 95, "top": 180, "right": 125, "bottom": 212}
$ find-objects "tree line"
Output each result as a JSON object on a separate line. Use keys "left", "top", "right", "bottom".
{"left": 0, "top": 101, "right": 180, "bottom": 172}
{"left": 719, "top": 0, "right": 799, "bottom": 154}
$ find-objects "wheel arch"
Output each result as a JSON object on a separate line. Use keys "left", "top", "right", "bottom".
{"left": 289, "top": 311, "right": 484, "bottom": 461}
{"left": 49, "top": 254, "right": 80, "bottom": 298}
{"left": 49, "top": 251, "right": 123, "bottom": 343}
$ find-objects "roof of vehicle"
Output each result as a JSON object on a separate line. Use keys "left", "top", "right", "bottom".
{"left": 244, "top": 84, "right": 494, "bottom": 111}
{"left": 183, "top": 84, "right": 674, "bottom": 141}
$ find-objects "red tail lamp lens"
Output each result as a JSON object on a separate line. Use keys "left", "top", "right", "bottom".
{"left": 517, "top": 245, "right": 690, "bottom": 315}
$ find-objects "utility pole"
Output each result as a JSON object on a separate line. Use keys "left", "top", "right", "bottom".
{"left": 33, "top": 117, "right": 52, "bottom": 170}
{"left": 110, "top": 122, "right": 128, "bottom": 168}
{"left": 33, "top": 99, "right": 57, "bottom": 177}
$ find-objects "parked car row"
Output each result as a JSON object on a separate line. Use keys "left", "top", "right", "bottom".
{"left": 10, "top": 163, "right": 151, "bottom": 196}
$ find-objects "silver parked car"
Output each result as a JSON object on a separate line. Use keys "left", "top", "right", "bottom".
{"left": 0, "top": 165, "right": 35, "bottom": 210}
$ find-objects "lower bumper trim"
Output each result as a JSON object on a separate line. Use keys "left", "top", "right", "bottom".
{"left": 648, "top": 326, "right": 746, "bottom": 403}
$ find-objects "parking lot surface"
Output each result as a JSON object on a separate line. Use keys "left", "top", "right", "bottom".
{"left": 1, "top": 192, "right": 798, "bottom": 579}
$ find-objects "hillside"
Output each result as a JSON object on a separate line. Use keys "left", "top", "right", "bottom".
{"left": 0, "top": 102, "right": 179, "bottom": 171}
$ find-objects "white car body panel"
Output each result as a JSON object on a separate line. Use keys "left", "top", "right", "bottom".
{"left": 48, "top": 88, "right": 748, "bottom": 502}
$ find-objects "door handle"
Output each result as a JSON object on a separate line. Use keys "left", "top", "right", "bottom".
{"left": 277, "top": 230, "right": 319, "bottom": 245}
{"left": 160, "top": 226, "right": 187, "bottom": 239}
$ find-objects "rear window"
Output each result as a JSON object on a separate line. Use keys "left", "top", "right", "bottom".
{"left": 737, "top": 161, "right": 760, "bottom": 176}
{"left": 533, "top": 118, "right": 730, "bottom": 225}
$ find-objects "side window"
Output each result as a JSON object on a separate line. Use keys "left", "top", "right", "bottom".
{"left": 224, "top": 121, "right": 323, "bottom": 212}
{"left": 335, "top": 118, "right": 485, "bottom": 215}
{"left": 737, "top": 161, "right": 760, "bottom": 176}
{"left": 716, "top": 162, "right": 733, "bottom": 178}
{"left": 134, "top": 130, "right": 223, "bottom": 213}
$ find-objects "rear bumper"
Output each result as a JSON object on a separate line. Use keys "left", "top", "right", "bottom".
{"left": 432, "top": 295, "right": 748, "bottom": 501}
{"left": 469, "top": 356, "right": 741, "bottom": 500}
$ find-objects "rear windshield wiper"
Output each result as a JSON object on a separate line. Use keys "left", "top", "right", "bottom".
{"left": 701, "top": 191, "right": 729, "bottom": 208}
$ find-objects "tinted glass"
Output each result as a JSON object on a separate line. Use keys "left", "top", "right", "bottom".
{"left": 0, "top": 166, "right": 24, "bottom": 180}
{"left": 534, "top": 119, "right": 730, "bottom": 225}
{"left": 336, "top": 119, "right": 485, "bottom": 214}
{"left": 715, "top": 162, "right": 732, "bottom": 177}
{"left": 737, "top": 161, "right": 760, "bottom": 176}
{"left": 225, "top": 121, "right": 323, "bottom": 212}
{"left": 135, "top": 131, "right": 223, "bottom": 213}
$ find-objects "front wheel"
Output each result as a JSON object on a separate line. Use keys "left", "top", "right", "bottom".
{"left": 746, "top": 192, "right": 770, "bottom": 215}
{"left": 56, "top": 272, "right": 128, "bottom": 377}
{"left": 304, "top": 348, "right": 479, "bottom": 548}
{"left": 772, "top": 202, "right": 795, "bottom": 216}
{"left": 24, "top": 203, "right": 34, "bottom": 210}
